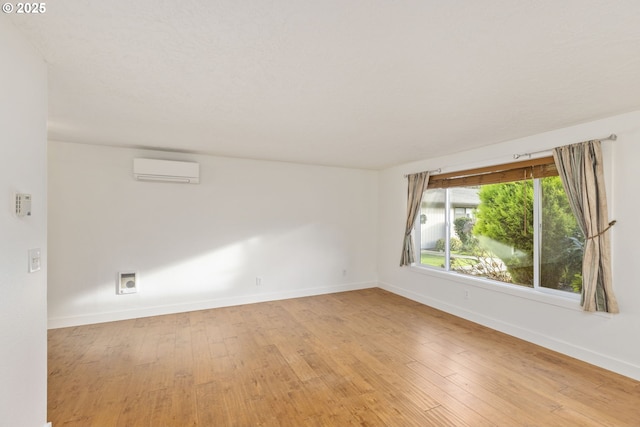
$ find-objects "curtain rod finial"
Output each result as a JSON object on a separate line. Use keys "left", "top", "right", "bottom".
{"left": 610, "top": 134, "right": 617, "bottom": 141}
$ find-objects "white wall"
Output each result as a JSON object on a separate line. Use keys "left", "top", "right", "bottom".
{"left": 378, "top": 111, "right": 640, "bottom": 381}
{"left": 0, "top": 16, "right": 48, "bottom": 427}
{"left": 48, "top": 142, "right": 378, "bottom": 327}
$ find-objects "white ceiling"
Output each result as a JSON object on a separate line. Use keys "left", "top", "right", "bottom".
{"left": 9, "top": 1, "right": 640, "bottom": 169}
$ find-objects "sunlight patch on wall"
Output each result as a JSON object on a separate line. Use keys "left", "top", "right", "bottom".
{"left": 60, "top": 240, "right": 249, "bottom": 312}
{"left": 141, "top": 239, "right": 247, "bottom": 298}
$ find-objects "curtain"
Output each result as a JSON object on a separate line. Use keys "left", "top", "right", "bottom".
{"left": 400, "top": 172, "right": 430, "bottom": 266}
{"left": 553, "top": 141, "right": 618, "bottom": 313}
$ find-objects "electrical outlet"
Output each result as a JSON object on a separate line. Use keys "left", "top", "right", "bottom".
{"left": 256, "top": 277, "right": 262, "bottom": 286}
{"left": 464, "top": 290, "right": 470, "bottom": 299}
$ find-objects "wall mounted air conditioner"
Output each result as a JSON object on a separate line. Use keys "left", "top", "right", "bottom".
{"left": 133, "top": 158, "right": 200, "bottom": 184}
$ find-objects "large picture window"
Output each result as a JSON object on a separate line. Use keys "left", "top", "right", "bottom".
{"left": 415, "top": 157, "right": 583, "bottom": 295}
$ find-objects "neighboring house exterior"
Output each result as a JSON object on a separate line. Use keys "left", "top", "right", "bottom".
{"left": 419, "top": 187, "right": 480, "bottom": 249}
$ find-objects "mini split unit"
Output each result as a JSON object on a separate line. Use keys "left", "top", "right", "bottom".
{"left": 133, "top": 158, "right": 200, "bottom": 184}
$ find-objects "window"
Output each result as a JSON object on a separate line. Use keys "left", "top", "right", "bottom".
{"left": 416, "top": 157, "right": 583, "bottom": 295}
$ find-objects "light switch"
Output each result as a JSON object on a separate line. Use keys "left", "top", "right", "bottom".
{"left": 28, "top": 248, "right": 41, "bottom": 273}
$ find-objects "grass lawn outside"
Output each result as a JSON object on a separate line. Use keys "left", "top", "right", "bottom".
{"left": 420, "top": 252, "right": 445, "bottom": 268}
{"left": 420, "top": 251, "right": 482, "bottom": 269}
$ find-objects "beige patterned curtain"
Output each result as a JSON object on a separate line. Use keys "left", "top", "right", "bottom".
{"left": 553, "top": 141, "right": 619, "bottom": 313}
{"left": 400, "top": 172, "right": 430, "bottom": 266}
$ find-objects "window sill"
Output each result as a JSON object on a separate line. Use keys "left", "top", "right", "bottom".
{"left": 408, "top": 264, "right": 597, "bottom": 313}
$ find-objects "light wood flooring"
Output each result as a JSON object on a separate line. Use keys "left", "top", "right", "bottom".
{"left": 48, "top": 288, "right": 640, "bottom": 426}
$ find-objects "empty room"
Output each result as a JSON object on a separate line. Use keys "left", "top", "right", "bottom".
{"left": 3, "top": 1, "right": 640, "bottom": 426}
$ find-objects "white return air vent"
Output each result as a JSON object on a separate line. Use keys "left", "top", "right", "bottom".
{"left": 133, "top": 158, "right": 200, "bottom": 184}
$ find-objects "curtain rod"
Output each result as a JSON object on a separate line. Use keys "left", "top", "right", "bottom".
{"left": 513, "top": 133, "right": 617, "bottom": 160}
{"left": 406, "top": 133, "right": 616, "bottom": 178}
{"left": 404, "top": 168, "right": 441, "bottom": 178}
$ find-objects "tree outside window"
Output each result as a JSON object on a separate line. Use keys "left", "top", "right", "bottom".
{"left": 417, "top": 172, "right": 583, "bottom": 294}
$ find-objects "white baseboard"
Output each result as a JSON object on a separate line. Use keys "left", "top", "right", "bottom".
{"left": 48, "top": 281, "right": 376, "bottom": 329}
{"left": 378, "top": 281, "right": 640, "bottom": 382}
{"left": 45, "top": 423, "right": 52, "bottom": 427}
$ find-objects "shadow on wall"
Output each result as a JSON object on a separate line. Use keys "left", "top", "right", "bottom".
{"left": 46, "top": 142, "right": 377, "bottom": 324}
{"left": 49, "top": 222, "right": 354, "bottom": 321}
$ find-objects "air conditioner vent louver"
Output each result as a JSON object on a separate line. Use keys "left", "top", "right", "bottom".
{"left": 133, "top": 158, "right": 200, "bottom": 184}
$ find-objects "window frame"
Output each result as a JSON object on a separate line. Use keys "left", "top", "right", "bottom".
{"left": 413, "top": 158, "right": 581, "bottom": 301}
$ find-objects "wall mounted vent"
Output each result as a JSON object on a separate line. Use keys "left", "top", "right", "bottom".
{"left": 133, "top": 158, "right": 200, "bottom": 184}
{"left": 117, "top": 271, "right": 137, "bottom": 295}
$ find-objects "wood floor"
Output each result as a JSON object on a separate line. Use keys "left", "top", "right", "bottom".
{"left": 48, "top": 288, "right": 640, "bottom": 427}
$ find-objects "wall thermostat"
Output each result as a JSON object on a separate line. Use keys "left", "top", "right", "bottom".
{"left": 15, "top": 193, "right": 32, "bottom": 217}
